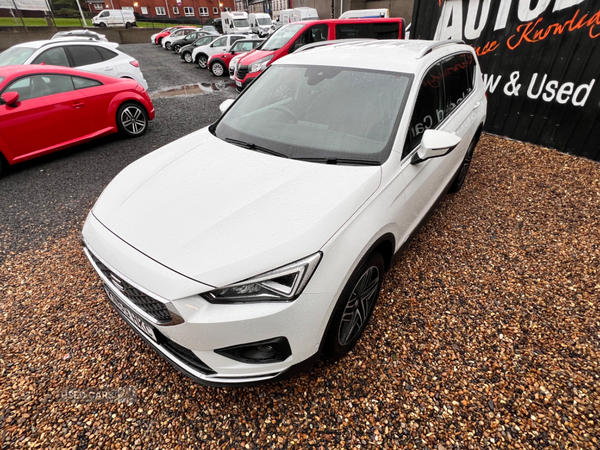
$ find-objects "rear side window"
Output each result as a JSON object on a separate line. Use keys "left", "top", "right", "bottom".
{"left": 72, "top": 76, "right": 102, "bottom": 89}
{"left": 212, "top": 37, "right": 227, "bottom": 47}
{"left": 442, "top": 53, "right": 475, "bottom": 117}
{"left": 68, "top": 45, "right": 103, "bottom": 67}
{"left": 335, "top": 22, "right": 400, "bottom": 39}
{"left": 97, "top": 46, "right": 118, "bottom": 61}
{"left": 404, "top": 63, "right": 445, "bottom": 157}
{"left": 32, "top": 47, "right": 70, "bottom": 67}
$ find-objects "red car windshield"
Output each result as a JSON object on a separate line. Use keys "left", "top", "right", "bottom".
{"left": 261, "top": 24, "right": 304, "bottom": 51}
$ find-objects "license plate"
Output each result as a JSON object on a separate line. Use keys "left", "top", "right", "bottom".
{"left": 236, "top": 80, "right": 242, "bottom": 87}
{"left": 104, "top": 285, "right": 157, "bottom": 342}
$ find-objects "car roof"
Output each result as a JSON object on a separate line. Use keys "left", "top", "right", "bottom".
{"left": 12, "top": 39, "right": 117, "bottom": 50}
{"left": 275, "top": 39, "right": 474, "bottom": 74}
{"left": 0, "top": 64, "right": 118, "bottom": 81}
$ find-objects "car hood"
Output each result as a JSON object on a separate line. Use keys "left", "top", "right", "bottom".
{"left": 239, "top": 49, "right": 275, "bottom": 65}
{"left": 92, "top": 128, "right": 381, "bottom": 288}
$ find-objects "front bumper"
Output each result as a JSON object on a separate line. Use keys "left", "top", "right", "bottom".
{"left": 82, "top": 213, "right": 329, "bottom": 386}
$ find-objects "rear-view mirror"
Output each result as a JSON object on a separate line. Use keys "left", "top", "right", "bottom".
{"left": 411, "top": 129, "right": 461, "bottom": 164}
{"left": 1, "top": 91, "right": 20, "bottom": 107}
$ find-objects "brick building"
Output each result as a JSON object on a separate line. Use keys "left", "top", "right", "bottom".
{"left": 83, "top": 0, "right": 235, "bottom": 22}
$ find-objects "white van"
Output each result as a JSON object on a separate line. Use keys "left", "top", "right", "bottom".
{"left": 221, "top": 11, "right": 251, "bottom": 35}
{"left": 249, "top": 13, "right": 272, "bottom": 37}
{"left": 292, "top": 7, "right": 319, "bottom": 21}
{"left": 339, "top": 8, "right": 389, "bottom": 19}
{"left": 92, "top": 9, "right": 136, "bottom": 28}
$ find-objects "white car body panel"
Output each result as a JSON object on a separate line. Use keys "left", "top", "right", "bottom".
{"left": 191, "top": 35, "right": 249, "bottom": 63}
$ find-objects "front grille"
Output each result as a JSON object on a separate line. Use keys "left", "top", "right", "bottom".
{"left": 237, "top": 65, "right": 248, "bottom": 80}
{"left": 89, "top": 252, "right": 172, "bottom": 323}
{"left": 156, "top": 330, "right": 216, "bottom": 374}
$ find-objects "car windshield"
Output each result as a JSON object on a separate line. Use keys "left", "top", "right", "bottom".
{"left": 233, "top": 19, "right": 250, "bottom": 27}
{"left": 0, "top": 47, "right": 35, "bottom": 66}
{"left": 203, "top": 26, "right": 217, "bottom": 32}
{"left": 258, "top": 18, "right": 271, "bottom": 25}
{"left": 214, "top": 65, "right": 412, "bottom": 164}
{"left": 261, "top": 24, "right": 304, "bottom": 51}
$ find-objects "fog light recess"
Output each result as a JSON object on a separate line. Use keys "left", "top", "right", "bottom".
{"left": 215, "top": 337, "right": 292, "bottom": 364}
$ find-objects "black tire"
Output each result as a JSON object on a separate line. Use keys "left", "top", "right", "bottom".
{"left": 183, "top": 52, "right": 193, "bottom": 63}
{"left": 449, "top": 133, "right": 479, "bottom": 193}
{"left": 174, "top": 44, "right": 181, "bottom": 53}
{"left": 197, "top": 54, "right": 208, "bottom": 69}
{"left": 99, "top": 22, "right": 107, "bottom": 28}
{"left": 0, "top": 153, "right": 7, "bottom": 177}
{"left": 158, "top": 37, "right": 164, "bottom": 45}
{"left": 165, "top": 42, "right": 172, "bottom": 50}
{"left": 210, "top": 60, "right": 225, "bottom": 77}
{"left": 116, "top": 102, "right": 148, "bottom": 137}
{"left": 125, "top": 22, "right": 132, "bottom": 29}
{"left": 322, "top": 252, "right": 385, "bottom": 360}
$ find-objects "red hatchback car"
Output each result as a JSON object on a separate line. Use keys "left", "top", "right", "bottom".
{"left": 234, "top": 18, "right": 405, "bottom": 90}
{"left": 0, "top": 65, "right": 154, "bottom": 175}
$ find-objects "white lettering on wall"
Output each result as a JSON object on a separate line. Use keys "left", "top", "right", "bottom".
{"left": 526, "top": 73, "right": 596, "bottom": 106}
{"left": 465, "top": 0, "right": 491, "bottom": 40}
{"left": 553, "top": 0, "right": 585, "bottom": 13}
{"left": 518, "top": 0, "right": 551, "bottom": 22}
{"left": 436, "top": 0, "right": 463, "bottom": 40}
{"left": 494, "top": 0, "right": 513, "bottom": 31}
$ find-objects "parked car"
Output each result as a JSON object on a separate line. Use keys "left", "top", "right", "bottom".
{"left": 234, "top": 18, "right": 405, "bottom": 90}
{"left": 179, "top": 35, "right": 221, "bottom": 63}
{"left": 0, "top": 65, "right": 154, "bottom": 176}
{"left": 151, "top": 26, "right": 188, "bottom": 45}
{"left": 228, "top": 51, "right": 246, "bottom": 79}
{"left": 92, "top": 9, "right": 136, "bottom": 28}
{"left": 202, "top": 25, "right": 220, "bottom": 35}
{"left": 52, "top": 29, "right": 108, "bottom": 42}
{"left": 170, "top": 30, "right": 217, "bottom": 53}
{"left": 192, "top": 34, "right": 251, "bottom": 69}
{"left": 161, "top": 27, "right": 198, "bottom": 51}
{"left": 0, "top": 40, "right": 148, "bottom": 90}
{"left": 81, "top": 39, "right": 486, "bottom": 386}
{"left": 208, "top": 39, "right": 264, "bottom": 77}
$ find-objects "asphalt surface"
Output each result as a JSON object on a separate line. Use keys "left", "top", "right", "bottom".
{"left": 0, "top": 43, "right": 238, "bottom": 262}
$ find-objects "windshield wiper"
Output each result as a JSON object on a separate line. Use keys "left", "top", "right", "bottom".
{"left": 293, "top": 157, "right": 380, "bottom": 166}
{"left": 225, "top": 138, "right": 288, "bottom": 158}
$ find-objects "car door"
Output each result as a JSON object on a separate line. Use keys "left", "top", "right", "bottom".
{"left": 396, "top": 54, "right": 476, "bottom": 245}
{"left": 0, "top": 74, "right": 89, "bottom": 162}
{"left": 70, "top": 75, "right": 114, "bottom": 135}
{"left": 207, "top": 36, "right": 228, "bottom": 57}
{"left": 30, "top": 46, "right": 70, "bottom": 67}
{"left": 66, "top": 45, "right": 116, "bottom": 78}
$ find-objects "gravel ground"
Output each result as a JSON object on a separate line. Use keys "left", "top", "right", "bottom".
{"left": 1, "top": 135, "right": 599, "bottom": 449}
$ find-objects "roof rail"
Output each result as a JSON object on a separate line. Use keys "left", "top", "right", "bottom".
{"left": 417, "top": 39, "right": 465, "bottom": 59}
{"left": 294, "top": 38, "right": 376, "bottom": 53}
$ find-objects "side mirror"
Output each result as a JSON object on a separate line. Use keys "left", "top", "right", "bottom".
{"left": 411, "top": 129, "right": 461, "bottom": 164}
{"left": 219, "top": 98, "right": 234, "bottom": 114}
{"left": 1, "top": 91, "right": 20, "bottom": 107}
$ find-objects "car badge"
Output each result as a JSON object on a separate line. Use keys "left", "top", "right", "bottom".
{"left": 109, "top": 273, "right": 126, "bottom": 292}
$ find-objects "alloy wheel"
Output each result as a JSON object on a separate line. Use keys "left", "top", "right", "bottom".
{"left": 337, "top": 266, "right": 380, "bottom": 346}
{"left": 120, "top": 106, "right": 147, "bottom": 135}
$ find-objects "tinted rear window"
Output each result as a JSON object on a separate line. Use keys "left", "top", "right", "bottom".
{"left": 68, "top": 45, "right": 103, "bottom": 67}
{"left": 97, "top": 46, "right": 118, "bottom": 61}
{"left": 335, "top": 22, "right": 400, "bottom": 39}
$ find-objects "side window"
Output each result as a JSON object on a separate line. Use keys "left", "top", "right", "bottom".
{"left": 211, "top": 37, "right": 227, "bottom": 47}
{"left": 404, "top": 64, "right": 445, "bottom": 158}
{"left": 230, "top": 36, "right": 244, "bottom": 45}
{"left": 4, "top": 75, "right": 74, "bottom": 102}
{"left": 442, "top": 53, "right": 474, "bottom": 117}
{"left": 335, "top": 22, "right": 400, "bottom": 39}
{"left": 96, "top": 46, "right": 118, "bottom": 61}
{"left": 31, "top": 47, "right": 70, "bottom": 67}
{"left": 68, "top": 45, "right": 104, "bottom": 67}
{"left": 289, "top": 25, "right": 328, "bottom": 53}
{"left": 72, "top": 76, "right": 102, "bottom": 89}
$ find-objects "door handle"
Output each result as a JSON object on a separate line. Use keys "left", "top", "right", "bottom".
{"left": 474, "top": 101, "right": 481, "bottom": 108}
{"left": 72, "top": 102, "right": 85, "bottom": 108}
{"left": 104, "top": 67, "right": 114, "bottom": 71}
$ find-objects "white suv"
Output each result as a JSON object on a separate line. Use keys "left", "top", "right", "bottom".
{"left": 0, "top": 40, "right": 148, "bottom": 90}
{"left": 82, "top": 40, "right": 486, "bottom": 386}
{"left": 191, "top": 34, "right": 250, "bottom": 68}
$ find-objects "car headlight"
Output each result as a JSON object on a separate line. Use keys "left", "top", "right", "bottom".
{"left": 203, "top": 253, "right": 321, "bottom": 303}
{"left": 249, "top": 55, "right": 273, "bottom": 74}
